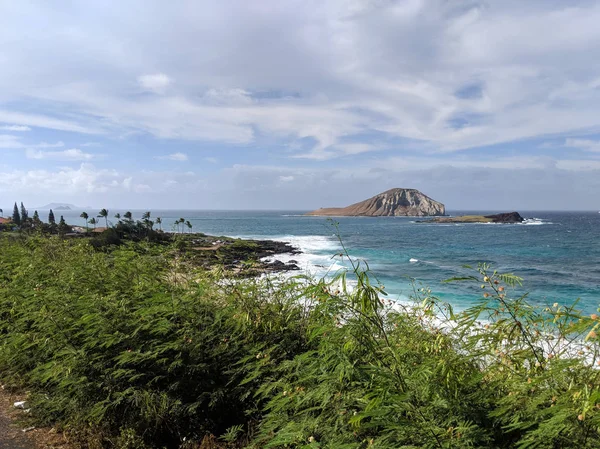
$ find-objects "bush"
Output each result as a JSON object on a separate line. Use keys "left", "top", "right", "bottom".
{"left": 90, "top": 227, "right": 123, "bottom": 248}
{"left": 251, "top": 262, "right": 600, "bottom": 448}
{"left": 0, "top": 236, "right": 309, "bottom": 447}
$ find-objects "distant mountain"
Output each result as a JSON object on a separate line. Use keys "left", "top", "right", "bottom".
{"left": 36, "top": 203, "right": 82, "bottom": 210}
{"left": 306, "top": 188, "right": 446, "bottom": 217}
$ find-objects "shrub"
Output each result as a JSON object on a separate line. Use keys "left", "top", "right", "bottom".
{"left": 0, "top": 236, "right": 309, "bottom": 447}
{"left": 251, "top": 260, "right": 600, "bottom": 448}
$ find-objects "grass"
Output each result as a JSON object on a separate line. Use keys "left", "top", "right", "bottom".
{"left": 429, "top": 215, "right": 494, "bottom": 223}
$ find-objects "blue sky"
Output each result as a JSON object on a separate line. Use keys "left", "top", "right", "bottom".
{"left": 2, "top": 0, "right": 600, "bottom": 210}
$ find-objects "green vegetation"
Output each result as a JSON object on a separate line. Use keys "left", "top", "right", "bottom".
{"left": 434, "top": 214, "right": 494, "bottom": 223}
{"left": 0, "top": 203, "right": 194, "bottom": 239}
{"left": 12, "top": 202, "right": 21, "bottom": 225}
{"left": 0, "top": 231, "right": 600, "bottom": 448}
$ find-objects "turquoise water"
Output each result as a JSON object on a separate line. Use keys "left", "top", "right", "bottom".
{"left": 51, "top": 209, "right": 600, "bottom": 313}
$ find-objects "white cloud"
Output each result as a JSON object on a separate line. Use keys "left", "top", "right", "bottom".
{"left": 32, "top": 141, "right": 65, "bottom": 149}
{"left": 202, "top": 88, "right": 253, "bottom": 106}
{"left": 0, "top": 164, "right": 203, "bottom": 204}
{"left": 565, "top": 138, "right": 600, "bottom": 153}
{"left": 295, "top": 142, "right": 378, "bottom": 160}
{"left": 0, "top": 110, "right": 100, "bottom": 134}
{"left": 0, "top": 163, "right": 122, "bottom": 195}
{"left": 0, "top": 134, "right": 22, "bottom": 148}
{"left": 217, "top": 160, "right": 600, "bottom": 210}
{"left": 138, "top": 73, "right": 171, "bottom": 94}
{"left": 134, "top": 184, "right": 152, "bottom": 193}
{"left": 3, "top": 1, "right": 600, "bottom": 166}
{"left": 205, "top": 157, "right": 218, "bottom": 163}
{"left": 557, "top": 159, "right": 600, "bottom": 170}
{"left": 155, "top": 152, "right": 188, "bottom": 161}
{"left": 0, "top": 124, "right": 30, "bottom": 131}
{"left": 0, "top": 134, "right": 64, "bottom": 149}
{"left": 25, "top": 148, "right": 94, "bottom": 161}
{"left": 2, "top": 157, "right": 600, "bottom": 210}
{"left": 122, "top": 177, "right": 132, "bottom": 190}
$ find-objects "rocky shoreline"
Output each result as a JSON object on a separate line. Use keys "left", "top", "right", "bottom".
{"left": 183, "top": 234, "right": 302, "bottom": 275}
{"left": 75, "top": 227, "right": 303, "bottom": 276}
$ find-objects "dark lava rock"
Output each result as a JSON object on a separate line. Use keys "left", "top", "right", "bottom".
{"left": 484, "top": 212, "right": 524, "bottom": 223}
{"left": 253, "top": 240, "right": 301, "bottom": 258}
{"left": 193, "top": 236, "right": 302, "bottom": 275}
{"left": 264, "top": 260, "right": 301, "bottom": 272}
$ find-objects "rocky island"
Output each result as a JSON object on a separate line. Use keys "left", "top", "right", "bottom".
{"left": 306, "top": 188, "right": 445, "bottom": 217}
{"left": 420, "top": 212, "right": 524, "bottom": 224}
{"left": 37, "top": 202, "right": 79, "bottom": 210}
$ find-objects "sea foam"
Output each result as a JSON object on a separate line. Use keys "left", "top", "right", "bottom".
{"left": 259, "top": 234, "right": 348, "bottom": 277}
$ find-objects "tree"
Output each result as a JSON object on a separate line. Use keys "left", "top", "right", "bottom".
{"left": 142, "top": 211, "right": 153, "bottom": 231}
{"left": 58, "top": 216, "right": 68, "bottom": 236}
{"left": 80, "top": 212, "right": 89, "bottom": 232}
{"left": 179, "top": 218, "right": 185, "bottom": 234}
{"left": 89, "top": 217, "right": 97, "bottom": 230}
{"left": 20, "top": 202, "right": 28, "bottom": 222}
{"left": 98, "top": 209, "right": 109, "bottom": 228}
{"left": 0, "top": 208, "right": 3, "bottom": 217}
{"left": 123, "top": 211, "right": 133, "bottom": 222}
{"left": 185, "top": 220, "right": 192, "bottom": 234}
{"left": 48, "top": 209, "right": 56, "bottom": 225}
{"left": 114, "top": 213, "right": 121, "bottom": 224}
{"left": 12, "top": 203, "right": 21, "bottom": 226}
{"left": 156, "top": 217, "right": 162, "bottom": 231}
{"left": 32, "top": 211, "right": 42, "bottom": 229}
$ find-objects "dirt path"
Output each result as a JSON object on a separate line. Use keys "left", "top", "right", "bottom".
{"left": 0, "top": 388, "right": 70, "bottom": 449}
{"left": 0, "top": 403, "right": 36, "bottom": 449}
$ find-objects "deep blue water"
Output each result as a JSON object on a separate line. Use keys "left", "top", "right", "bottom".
{"left": 50, "top": 209, "right": 600, "bottom": 313}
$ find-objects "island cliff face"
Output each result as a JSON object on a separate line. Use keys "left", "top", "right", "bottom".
{"left": 306, "top": 188, "right": 445, "bottom": 217}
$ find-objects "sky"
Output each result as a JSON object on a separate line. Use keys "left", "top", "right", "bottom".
{"left": 1, "top": 0, "right": 600, "bottom": 211}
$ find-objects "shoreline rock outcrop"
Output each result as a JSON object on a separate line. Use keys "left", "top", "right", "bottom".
{"left": 484, "top": 212, "right": 524, "bottom": 223}
{"left": 306, "top": 188, "right": 445, "bottom": 217}
{"left": 420, "top": 212, "right": 524, "bottom": 224}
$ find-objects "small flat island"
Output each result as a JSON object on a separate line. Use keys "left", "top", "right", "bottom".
{"left": 419, "top": 212, "right": 524, "bottom": 224}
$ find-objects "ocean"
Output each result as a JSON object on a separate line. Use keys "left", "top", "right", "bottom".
{"left": 48, "top": 209, "right": 600, "bottom": 314}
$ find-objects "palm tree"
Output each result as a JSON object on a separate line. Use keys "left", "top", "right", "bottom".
{"left": 89, "top": 217, "right": 97, "bottom": 230}
{"left": 178, "top": 218, "right": 185, "bottom": 234}
{"left": 80, "top": 212, "right": 89, "bottom": 232}
{"left": 142, "top": 211, "right": 153, "bottom": 231}
{"left": 98, "top": 209, "right": 109, "bottom": 228}
{"left": 0, "top": 208, "right": 3, "bottom": 217}
{"left": 156, "top": 217, "right": 162, "bottom": 231}
{"left": 114, "top": 212, "right": 121, "bottom": 224}
{"left": 123, "top": 211, "right": 133, "bottom": 222}
{"left": 185, "top": 220, "right": 192, "bottom": 234}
